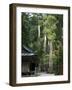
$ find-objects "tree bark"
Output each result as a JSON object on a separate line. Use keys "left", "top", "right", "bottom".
{"left": 48, "top": 41, "right": 53, "bottom": 73}
{"left": 44, "top": 34, "right": 46, "bottom": 53}
{"left": 38, "top": 25, "right": 40, "bottom": 38}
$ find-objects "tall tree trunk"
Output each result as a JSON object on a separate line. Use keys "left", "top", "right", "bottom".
{"left": 38, "top": 25, "right": 41, "bottom": 72}
{"left": 48, "top": 41, "right": 53, "bottom": 73}
{"left": 38, "top": 25, "right": 40, "bottom": 38}
{"left": 44, "top": 34, "right": 46, "bottom": 53}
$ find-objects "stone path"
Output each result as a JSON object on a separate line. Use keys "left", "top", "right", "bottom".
{"left": 35, "top": 72, "right": 55, "bottom": 77}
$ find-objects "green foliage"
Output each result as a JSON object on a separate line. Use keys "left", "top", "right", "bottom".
{"left": 22, "top": 12, "right": 63, "bottom": 74}
{"left": 43, "top": 15, "right": 58, "bottom": 41}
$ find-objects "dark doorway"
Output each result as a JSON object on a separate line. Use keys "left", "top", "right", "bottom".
{"left": 30, "top": 63, "right": 36, "bottom": 74}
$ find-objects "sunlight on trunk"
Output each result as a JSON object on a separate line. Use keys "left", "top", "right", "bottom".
{"left": 38, "top": 25, "right": 40, "bottom": 38}
{"left": 44, "top": 34, "right": 46, "bottom": 52}
{"left": 49, "top": 41, "right": 53, "bottom": 73}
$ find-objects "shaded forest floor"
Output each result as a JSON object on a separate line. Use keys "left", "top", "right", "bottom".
{"left": 36, "top": 72, "right": 55, "bottom": 76}
{"left": 22, "top": 72, "right": 55, "bottom": 77}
